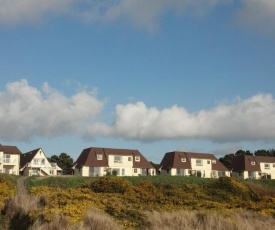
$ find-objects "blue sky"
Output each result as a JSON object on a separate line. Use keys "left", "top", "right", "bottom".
{"left": 1, "top": 0, "right": 275, "bottom": 163}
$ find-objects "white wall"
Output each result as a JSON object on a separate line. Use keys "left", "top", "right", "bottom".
{"left": 0, "top": 152, "right": 20, "bottom": 175}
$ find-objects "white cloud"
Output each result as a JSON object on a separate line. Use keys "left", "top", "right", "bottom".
{"left": 1, "top": 80, "right": 275, "bottom": 144}
{"left": 0, "top": 79, "right": 104, "bottom": 141}
{"left": 85, "top": 94, "right": 275, "bottom": 143}
{"left": 1, "top": 0, "right": 274, "bottom": 34}
{"left": 0, "top": 0, "right": 73, "bottom": 25}
{"left": 0, "top": 0, "right": 229, "bottom": 29}
{"left": 237, "top": 0, "right": 275, "bottom": 34}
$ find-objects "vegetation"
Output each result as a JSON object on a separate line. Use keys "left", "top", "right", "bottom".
{"left": 50, "top": 152, "right": 74, "bottom": 175}
{"left": 1, "top": 174, "right": 275, "bottom": 229}
{"left": 16, "top": 176, "right": 275, "bottom": 229}
{"left": 0, "top": 174, "right": 17, "bottom": 207}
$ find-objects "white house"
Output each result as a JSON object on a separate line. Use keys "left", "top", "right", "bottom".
{"left": 73, "top": 147, "right": 155, "bottom": 177}
{"left": 230, "top": 155, "right": 275, "bottom": 179}
{"left": 160, "top": 151, "right": 230, "bottom": 178}
{"left": 20, "top": 148, "right": 62, "bottom": 176}
{"left": 0, "top": 145, "right": 21, "bottom": 175}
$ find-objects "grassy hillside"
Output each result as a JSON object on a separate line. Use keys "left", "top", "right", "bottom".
{"left": 1, "top": 175, "right": 275, "bottom": 229}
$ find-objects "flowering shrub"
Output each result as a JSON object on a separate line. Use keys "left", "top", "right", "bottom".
{"left": 90, "top": 177, "right": 132, "bottom": 194}
{"left": 0, "top": 177, "right": 17, "bottom": 208}
{"left": 27, "top": 176, "right": 275, "bottom": 229}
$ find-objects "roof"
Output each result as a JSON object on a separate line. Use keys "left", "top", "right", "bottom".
{"left": 230, "top": 155, "right": 275, "bottom": 172}
{"left": 20, "top": 148, "right": 41, "bottom": 168}
{"left": 0, "top": 145, "right": 22, "bottom": 154}
{"left": 74, "top": 147, "right": 154, "bottom": 169}
{"left": 160, "top": 151, "right": 229, "bottom": 171}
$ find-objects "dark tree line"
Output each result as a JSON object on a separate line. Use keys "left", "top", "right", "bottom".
{"left": 219, "top": 148, "right": 275, "bottom": 169}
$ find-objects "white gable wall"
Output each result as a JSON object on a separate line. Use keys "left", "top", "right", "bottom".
{"left": 22, "top": 149, "right": 61, "bottom": 176}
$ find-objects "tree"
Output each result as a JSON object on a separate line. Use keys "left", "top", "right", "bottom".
{"left": 50, "top": 153, "right": 73, "bottom": 175}
{"left": 219, "top": 150, "right": 252, "bottom": 169}
{"left": 219, "top": 153, "right": 235, "bottom": 169}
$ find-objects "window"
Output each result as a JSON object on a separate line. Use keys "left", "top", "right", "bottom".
{"left": 212, "top": 160, "right": 216, "bottom": 164}
{"left": 32, "top": 169, "right": 39, "bottom": 175}
{"left": 181, "top": 157, "right": 186, "bottom": 162}
{"left": 41, "top": 159, "right": 45, "bottom": 165}
{"left": 251, "top": 161, "right": 255, "bottom": 165}
{"left": 207, "top": 160, "right": 210, "bottom": 164}
{"left": 3, "top": 154, "right": 10, "bottom": 163}
{"left": 273, "top": 164, "right": 275, "bottom": 168}
{"left": 134, "top": 168, "right": 138, "bottom": 173}
{"left": 196, "top": 159, "right": 203, "bottom": 166}
{"left": 97, "top": 154, "right": 103, "bottom": 160}
{"left": 128, "top": 157, "right": 132, "bottom": 161}
{"left": 177, "top": 168, "right": 184, "bottom": 175}
{"left": 135, "top": 156, "right": 140, "bottom": 162}
{"left": 114, "top": 156, "right": 122, "bottom": 163}
{"left": 33, "top": 158, "right": 39, "bottom": 165}
{"left": 122, "top": 169, "right": 125, "bottom": 176}
{"left": 3, "top": 167, "right": 10, "bottom": 174}
{"left": 264, "top": 164, "right": 270, "bottom": 169}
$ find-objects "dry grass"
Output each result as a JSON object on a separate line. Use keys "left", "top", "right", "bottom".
{"left": 1, "top": 195, "right": 42, "bottom": 230}
{"left": 31, "top": 208, "right": 121, "bottom": 230}
{"left": 144, "top": 210, "right": 275, "bottom": 230}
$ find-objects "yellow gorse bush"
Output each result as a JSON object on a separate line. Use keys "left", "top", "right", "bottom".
{"left": 29, "top": 176, "right": 275, "bottom": 229}
{"left": 0, "top": 177, "right": 17, "bottom": 208}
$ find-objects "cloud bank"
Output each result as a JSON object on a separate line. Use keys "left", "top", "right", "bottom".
{"left": 1, "top": 80, "right": 274, "bottom": 143}
{"left": 0, "top": 79, "right": 103, "bottom": 141}
{"left": 86, "top": 94, "right": 275, "bottom": 142}
{"left": 1, "top": 0, "right": 274, "bottom": 33}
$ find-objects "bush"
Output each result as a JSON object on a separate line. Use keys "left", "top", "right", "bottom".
{"left": 90, "top": 177, "right": 132, "bottom": 194}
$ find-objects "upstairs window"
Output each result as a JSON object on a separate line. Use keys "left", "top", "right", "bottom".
{"left": 97, "top": 154, "right": 103, "bottom": 160}
{"left": 207, "top": 160, "right": 210, "bottom": 164}
{"left": 251, "top": 161, "right": 255, "bottom": 165}
{"left": 33, "top": 158, "right": 39, "bottom": 165}
{"left": 264, "top": 164, "right": 270, "bottom": 169}
{"left": 212, "top": 160, "right": 216, "bottom": 164}
{"left": 196, "top": 159, "right": 203, "bottom": 166}
{"left": 181, "top": 157, "right": 186, "bottom": 162}
{"left": 128, "top": 157, "right": 132, "bottom": 161}
{"left": 114, "top": 155, "right": 122, "bottom": 163}
{"left": 135, "top": 156, "right": 140, "bottom": 162}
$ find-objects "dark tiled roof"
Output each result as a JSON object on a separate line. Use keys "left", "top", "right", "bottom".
{"left": 160, "top": 151, "right": 229, "bottom": 171}
{"left": 230, "top": 155, "right": 275, "bottom": 172}
{"left": 0, "top": 145, "right": 22, "bottom": 154}
{"left": 74, "top": 147, "right": 154, "bottom": 169}
{"left": 20, "top": 148, "right": 40, "bottom": 168}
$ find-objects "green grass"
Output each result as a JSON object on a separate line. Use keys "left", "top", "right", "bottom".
{"left": 0, "top": 173, "right": 19, "bottom": 185}
{"left": 244, "top": 179, "right": 275, "bottom": 189}
{"left": 25, "top": 176, "right": 91, "bottom": 190}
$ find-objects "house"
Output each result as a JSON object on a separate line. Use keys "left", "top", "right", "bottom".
{"left": 159, "top": 151, "right": 230, "bottom": 178}
{"left": 20, "top": 148, "right": 62, "bottom": 176}
{"left": 230, "top": 155, "right": 275, "bottom": 179}
{"left": 0, "top": 145, "right": 21, "bottom": 175}
{"left": 73, "top": 147, "right": 155, "bottom": 177}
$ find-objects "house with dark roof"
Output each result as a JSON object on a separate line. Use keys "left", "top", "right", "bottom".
{"left": 20, "top": 148, "right": 62, "bottom": 176}
{"left": 73, "top": 147, "right": 155, "bottom": 177}
{"left": 0, "top": 145, "right": 22, "bottom": 175}
{"left": 159, "top": 151, "right": 230, "bottom": 178}
{"left": 230, "top": 155, "right": 275, "bottom": 179}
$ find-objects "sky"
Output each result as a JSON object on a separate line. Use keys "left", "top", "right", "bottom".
{"left": 1, "top": 0, "right": 275, "bottom": 163}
